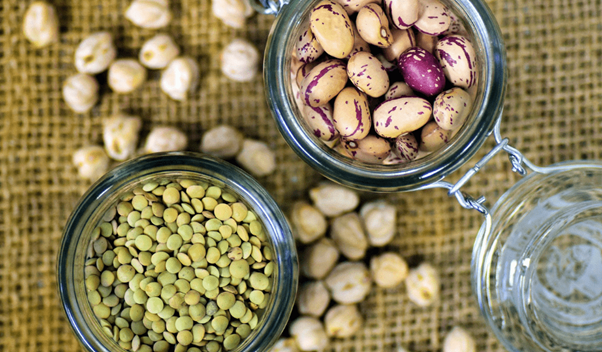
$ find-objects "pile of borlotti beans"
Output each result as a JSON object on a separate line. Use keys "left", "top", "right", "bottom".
{"left": 291, "top": 0, "right": 478, "bottom": 165}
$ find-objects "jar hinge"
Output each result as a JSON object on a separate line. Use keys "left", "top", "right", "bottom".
{"left": 426, "top": 120, "right": 530, "bottom": 215}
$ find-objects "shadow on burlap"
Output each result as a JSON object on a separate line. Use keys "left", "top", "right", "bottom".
{"left": 0, "top": 0, "right": 601, "bottom": 351}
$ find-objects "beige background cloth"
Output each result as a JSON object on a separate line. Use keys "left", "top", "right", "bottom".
{"left": 1, "top": 0, "right": 601, "bottom": 351}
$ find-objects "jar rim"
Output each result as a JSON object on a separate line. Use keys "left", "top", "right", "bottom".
{"left": 264, "top": 0, "right": 507, "bottom": 192}
{"left": 57, "top": 152, "right": 298, "bottom": 352}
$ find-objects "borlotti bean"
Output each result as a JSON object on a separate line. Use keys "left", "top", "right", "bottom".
{"left": 85, "top": 178, "right": 275, "bottom": 352}
{"left": 310, "top": 1, "right": 355, "bottom": 59}
{"left": 356, "top": 4, "right": 394, "bottom": 48}
{"left": 347, "top": 52, "right": 390, "bottom": 98}
{"left": 291, "top": 1, "right": 478, "bottom": 165}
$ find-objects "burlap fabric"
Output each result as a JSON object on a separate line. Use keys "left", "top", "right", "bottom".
{"left": 1, "top": 0, "right": 601, "bottom": 351}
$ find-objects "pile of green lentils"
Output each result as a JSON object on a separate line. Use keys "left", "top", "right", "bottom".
{"left": 84, "top": 178, "right": 275, "bottom": 352}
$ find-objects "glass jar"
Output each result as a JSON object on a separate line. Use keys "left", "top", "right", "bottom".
{"left": 258, "top": 0, "right": 507, "bottom": 192}
{"left": 473, "top": 161, "right": 602, "bottom": 352}
{"left": 57, "top": 152, "right": 298, "bottom": 352}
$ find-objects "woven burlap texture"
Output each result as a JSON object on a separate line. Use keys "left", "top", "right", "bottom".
{"left": 1, "top": 0, "right": 601, "bottom": 351}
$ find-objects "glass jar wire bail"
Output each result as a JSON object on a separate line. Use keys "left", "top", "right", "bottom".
{"left": 425, "top": 118, "right": 532, "bottom": 215}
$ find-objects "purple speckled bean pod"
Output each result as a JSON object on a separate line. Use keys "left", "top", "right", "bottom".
{"left": 310, "top": 1, "right": 355, "bottom": 59}
{"left": 348, "top": 52, "right": 390, "bottom": 98}
{"left": 296, "top": 28, "right": 325, "bottom": 64}
{"left": 382, "top": 28, "right": 415, "bottom": 62}
{"left": 385, "top": 81, "right": 415, "bottom": 100}
{"left": 395, "top": 133, "right": 419, "bottom": 160}
{"left": 420, "top": 120, "right": 452, "bottom": 152}
{"left": 373, "top": 96, "right": 432, "bottom": 138}
{"left": 433, "top": 87, "right": 472, "bottom": 131}
{"left": 435, "top": 34, "right": 477, "bottom": 90}
{"left": 413, "top": 0, "right": 451, "bottom": 36}
{"left": 333, "top": 87, "right": 372, "bottom": 141}
{"left": 398, "top": 47, "right": 446, "bottom": 97}
{"left": 301, "top": 59, "right": 348, "bottom": 107}
{"left": 383, "top": 0, "right": 419, "bottom": 30}
{"left": 344, "top": 134, "right": 392, "bottom": 163}
{"left": 356, "top": 3, "right": 394, "bottom": 48}
{"left": 302, "top": 103, "right": 340, "bottom": 141}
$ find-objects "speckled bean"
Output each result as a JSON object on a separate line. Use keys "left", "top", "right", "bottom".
{"left": 416, "top": 32, "right": 438, "bottom": 54}
{"left": 302, "top": 103, "right": 339, "bottom": 141}
{"left": 385, "top": 81, "right": 414, "bottom": 101}
{"left": 373, "top": 97, "right": 432, "bottom": 138}
{"left": 301, "top": 59, "right": 348, "bottom": 107}
{"left": 335, "top": 0, "right": 382, "bottom": 14}
{"left": 347, "top": 52, "right": 390, "bottom": 98}
{"left": 414, "top": 0, "right": 451, "bottom": 36}
{"left": 395, "top": 134, "right": 419, "bottom": 161}
{"left": 296, "top": 59, "right": 323, "bottom": 88}
{"left": 310, "top": 1, "right": 355, "bottom": 59}
{"left": 356, "top": 3, "right": 393, "bottom": 48}
{"left": 433, "top": 87, "right": 472, "bottom": 131}
{"left": 382, "top": 151, "right": 408, "bottom": 165}
{"left": 382, "top": 28, "right": 415, "bottom": 62}
{"left": 344, "top": 135, "right": 392, "bottom": 163}
{"left": 398, "top": 47, "right": 446, "bottom": 97}
{"left": 420, "top": 120, "right": 452, "bottom": 152}
{"left": 296, "top": 28, "right": 325, "bottom": 64}
{"left": 347, "top": 22, "right": 371, "bottom": 58}
{"left": 333, "top": 87, "right": 371, "bottom": 141}
{"left": 436, "top": 35, "right": 477, "bottom": 90}
{"left": 383, "top": 0, "right": 419, "bottom": 29}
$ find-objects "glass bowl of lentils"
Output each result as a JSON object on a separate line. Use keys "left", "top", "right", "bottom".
{"left": 58, "top": 152, "right": 297, "bottom": 352}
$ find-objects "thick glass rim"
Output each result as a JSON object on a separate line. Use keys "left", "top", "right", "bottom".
{"left": 471, "top": 160, "right": 602, "bottom": 352}
{"left": 57, "top": 152, "right": 298, "bottom": 352}
{"left": 264, "top": 0, "right": 507, "bottom": 192}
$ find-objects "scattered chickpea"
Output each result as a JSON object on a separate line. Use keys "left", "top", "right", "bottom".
{"left": 74, "top": 32, "right": 117, "bottom": 74}
{"left": 289, "top": 316, "right": 329, "bottom": 352}
{"left": 330, "top": 212, "right": 368, "bottom": 260}
{"left": 309, "top": 182, "right": 360, "bottom": 217}
{"left": 325, "top": 262, "right": 372, "bottom": 304}
{"left": 289, "top": 201, "right": 328, "bottom": 244}
{"left": 23, "top": 1, "right": 59, "bottom": 48}
{"left": 324, "top": 304, "right": 363, "bottom": 338}
{"left": 139, "top": 34, "right": 180, "bottom": 69}
{"left": 268, "top": 338, "right": 300, "bottom": 352}
{"left": 200, "top": 125, "right": 245, "bottom": 159}
{"left": 405, "top": 263, "right": 440, "bottom": 307}
{"left": 144, "top": 126, "right": 188, "bottom": 154}
{"left": 160, "top": 57, "right": 200, "bottom": 101}
{"left": 443, "top": 327, "right": 476, "bottom": 352}
{"left": 235, "top": 139, "right": 277, "bottom": 177}
{"left": 73, "top": 146, "right": 110, "bottom": 181}
{"left": 62, "top": 73, "right": 99, "bottom": 113}
{"left": 370, "top": 252, "right": 409, "bottom": 289}
{"left": 212, "top": 0, "right": 254, "bottom": 29}
{"left": 300, "top": 238, "right": 340, "bottom": 280}
{"left": 108, "top": 59, "right": 147, "bottom": 94}
{"left": 297, "top": 281, "right": 331, "bottom": 318}
{"left": 102, "top": 114, "right": 143, "bottom": 161}
{"left": 125, "top": 0, "right": 172, "bottom": 29}
{"left": 360, "top": 200, "right": 397, "bottom": 247}
{"left": 221, "top": 38, "right": 260, "bottom": 82}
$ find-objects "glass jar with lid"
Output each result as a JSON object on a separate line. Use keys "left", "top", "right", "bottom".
{"left": 253, "top": 0, "right": 602, "bottom": 351}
